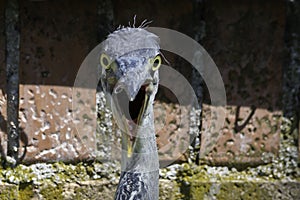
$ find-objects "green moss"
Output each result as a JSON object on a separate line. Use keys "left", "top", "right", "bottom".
{"left": 190, "top": 183, "right": 211, "bottom": 200}
{"left": 0, "top": 184, "right": 18, "bottom": 200}
{"left": 73, "top": 187, "right": 86, "bottom": 200}
{"left": 187, "top": 181, "right": 300, "bottom": 200}
{"left": 215, "top": 182, "right": 271, "bottom": 200}
{"left": 0, "top": 149, "right": 297, "bottom": 199}
{"left": 40, "top": 184, "right": 63, "bottom": 200}
{"left": 19, "top": 184, "right": 34, "bottom": 200}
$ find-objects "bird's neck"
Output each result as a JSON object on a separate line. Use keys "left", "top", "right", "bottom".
{"left": 121, "top": 103, "right": 159, "bottom": 173}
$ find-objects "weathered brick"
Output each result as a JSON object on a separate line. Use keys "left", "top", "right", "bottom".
{"left": 201, "top": 104, "right": 281, "bottom": 166}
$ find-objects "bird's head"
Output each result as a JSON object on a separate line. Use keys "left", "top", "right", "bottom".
{"left": 100, "top": 27, "right": 161, "bottom": 155}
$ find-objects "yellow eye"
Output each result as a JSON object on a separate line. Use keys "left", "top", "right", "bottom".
{"left": 100, "top": 53, "right": 111, "bottom": 69}
{"left": 151, "top": 55, "right": 161, "bottom": 71}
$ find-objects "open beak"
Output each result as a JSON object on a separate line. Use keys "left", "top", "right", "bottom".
{"left": 112, "top": 73, "right": 154, "bottom": 158}
{"left": 123, "top": 83, "right": 152, "bottom": 158}
{"left": 126, "top": 84, "right": 151, "bottom": 157}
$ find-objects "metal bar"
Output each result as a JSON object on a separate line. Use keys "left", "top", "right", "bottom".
{"left": 281, "top": 0, "right": 300, "bottom": 167}
{"left": 284, "top": 0, "right": 300, "bottom": 119}
{"left": 97, "top": 0, "right": 114, "bottom": 42}
{"left": 95, "top": 0, "right": 115, "bottom": 161}
{"left": 190, "top": 0, "right": 206, "bottom": 164}
{"left": 5, "top": 0, "right": 20, "bottom": 168}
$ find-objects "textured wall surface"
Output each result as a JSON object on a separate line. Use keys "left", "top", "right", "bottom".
{"left": 201, "top": 105, "right": 281, "bottom": 166}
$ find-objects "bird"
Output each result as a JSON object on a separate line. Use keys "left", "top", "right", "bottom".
{"left": 100, "top": 25, "right": 161, "bottom": 200}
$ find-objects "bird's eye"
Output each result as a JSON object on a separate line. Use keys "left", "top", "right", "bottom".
{"left": 100, "top": 53, "right": 111, "bottom": 69}
{"left": 151, "top": 55, "right": 161, "bottom": 71}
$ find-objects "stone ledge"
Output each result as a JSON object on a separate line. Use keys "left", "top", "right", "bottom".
{"left": 188, "top": 181, "right": 300, "bottom": 200}
{"left": 0, "top": 179, "right": 299, "bottom": 200}
{"left": 0, "top": 162, "right": 298, "bottom": 200}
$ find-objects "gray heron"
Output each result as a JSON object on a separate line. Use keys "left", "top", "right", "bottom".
{"left": 100, "top": 25, "right": 161, "bottom": 200}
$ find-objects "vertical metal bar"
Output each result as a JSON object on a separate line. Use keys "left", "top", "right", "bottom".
{"left": 97, "top": 0, "right": 114, "bottom": 42}
{"left": 5, "top": 0, "right": 20, "bottom": 167}
{"left": 282, "top": 0, "right": 300, "bottom": 167}
{"left": 96, "top": 0, "right": 115, "bottom": 161}
{"left": 190, "top": 0, "right": 206, "bottom": 164}
{"left": 284, "top": 0, "right": 300, "bottom": 119}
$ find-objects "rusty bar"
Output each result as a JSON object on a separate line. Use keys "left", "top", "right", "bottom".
{"left": 97, "top": 0, "right": 114, "bottom": 42}
{"left": 284, "top": 0, "right": 300, "bottom": 119}
{"left": 284, "top": 0, "right": 300, "bottom": 163}
{"left": 5, "top": 0, "right": 20, "bottom": 167}
{"left": 190, "top": 0, "right": 206, "bottom": 164}
{"left": 95, "top": 0, "right": 115, "bottom": 161}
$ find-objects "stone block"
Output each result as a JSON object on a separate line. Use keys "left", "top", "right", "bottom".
{"left": 201, "top": 105, "right": 281, "bottom": 167}
{"left": 1, "top": 178, "right": 299, "bottom": 200}
{"left": 19, "top": 85, "right": 93, "bottom": 163}
{"left": 189, "top": 181, "right": 300, "bottom": 200}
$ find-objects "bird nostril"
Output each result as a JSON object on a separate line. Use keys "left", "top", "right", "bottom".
{"left": 114, "top": 84, "right": 124, "bottom": 94}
